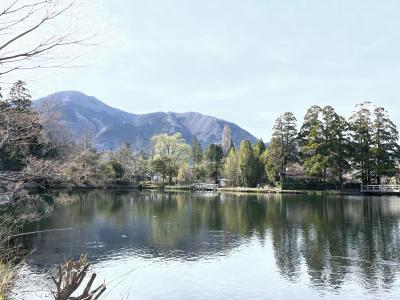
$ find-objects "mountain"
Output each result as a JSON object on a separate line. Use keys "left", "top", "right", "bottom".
{"left": 34, "top": 91, "right": 258, "bottom": 151}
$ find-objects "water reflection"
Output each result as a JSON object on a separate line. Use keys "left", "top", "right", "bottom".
{"left": 22, "top": 191, "right": 400, "bottom": 295}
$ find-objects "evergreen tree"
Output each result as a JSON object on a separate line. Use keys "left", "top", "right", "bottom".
{"left": 266, "top": 112, "right": 298, "bottom": 183}
{"left": 298, "top": 105, "right": 324, "bottom": 178}
{"left": 205, "top": 144, "right": 224, "bottom": 180}
{"left": 9, "top": 80, "right": 32, "bottom": 110}
{"left": 238, "top": 140, "right": 258, "bottom": 187}
{"left": 253, "top": 139, "right": 266, "bottom": 184}
{"left": 0, "top": 83, "right": 44, "bottom": 170}
{"left": 371, "top": 107, "right": 399, "bottom": 184}
{"left": 191, "top": 137, "right": 203, "bottom": 164}
{"left": 263, "top": 138, "right": 282, "bottom": 184}
{"left": 299, "top": 106, "right": 350, "bottom": 182}
{"left": 349, "top": 102, "right": 373, "bottom": 184}
{"left": 320, "top": 106, "right": 350, "bottom": 182}
{"left": 253, "top": 139, "right": 266, "bottom": 157}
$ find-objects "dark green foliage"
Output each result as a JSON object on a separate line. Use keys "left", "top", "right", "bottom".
{"left": 371, "top": 107, "right": 400, "bottom": 184}
{"left": 321, "top": 106, "right": 350, "bottom": 182}
{"left": 349, "top": 102, "right": 374, "bottom": 184}
{"left": 100, "top": 160, "right": 125, "bottom": 180}
{"left": 281, "top": 177, "right": 360, "bottom": 191}
{"left": 0, "top": 82, "right": 49, "bottom": 170}
{"left": 192, "top": 164, "right": 207, "bottom": 181}
{"left": 205, "top": 144, "right": 224, "bottom": 180}
{"left": 253, "top": 139, "right": 266, "bottom": 157}
{"left": 263, "top": 138, "right": 283, "bottom": 184}
{"left": 253, "top": 139, "right": 266, "bottom": 184}
{"left": 264, "top": 112, "right": 298, "bottom": 184}
{"left": 191, "top": 137, "right": 203, "bottom": 164}
{"left": 299, "top": 106, "right": 350, "bottom": 182}
{"left": 150, "top": 157, "right": 169, "bottom": 181}
{"left": 298, "top": 105, "right": 324, "bottom": 177}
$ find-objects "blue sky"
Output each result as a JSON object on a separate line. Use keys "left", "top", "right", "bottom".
{"left": 28, "top": 0, "right": 400, "bottom": 140}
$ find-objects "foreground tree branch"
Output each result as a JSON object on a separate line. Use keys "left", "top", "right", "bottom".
{"left": 0, "top": 0, "right": 95, "bottom": 76}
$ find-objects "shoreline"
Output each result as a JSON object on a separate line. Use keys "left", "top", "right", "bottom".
{"left": 164, "top": 186, "right": 364, "bottom": 196}
{"left": 42, "top": 184, "right": 397, "bottom": 196}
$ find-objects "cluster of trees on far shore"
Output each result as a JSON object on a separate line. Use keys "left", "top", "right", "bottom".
{"left": 82, "top": 101, "right": 398, "bottom": 188}
{"left": 93, "top": 101, "right": 399, "bottom": 188}
{"left": 2, "top": 80, "right": 399, "bottom": 193}
{"left": 264, "top": 104, "right": 399, "bottom": 186}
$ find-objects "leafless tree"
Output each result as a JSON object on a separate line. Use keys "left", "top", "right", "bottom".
{"left": 52, "top": 255, "right": 106, "bottom": 300}
{"left": 0, "top": 0, "right": 95, "bottom": 77}
{"left": 0, "top": 107, "right": 43, "bottom": 171}
{"left": 78, "top": 125, "right": 96, "bottom": 151}
{"left": 221, "top": 124, "right": 233, "bottom": 155}
{"left": 37, "top": 99, "right": 74, "bottom": 149}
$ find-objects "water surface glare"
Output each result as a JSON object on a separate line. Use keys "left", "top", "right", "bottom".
{"left": 13, "top": 191, "right": 400, "bottom": 299}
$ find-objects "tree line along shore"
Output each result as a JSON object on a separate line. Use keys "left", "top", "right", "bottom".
{"left": 1, "top": 81, "right": 399, "bottom": 199}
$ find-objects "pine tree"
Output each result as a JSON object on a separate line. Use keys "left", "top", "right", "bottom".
{"left": 191, "top": 137, "right": 203, "bottom": 164}
{"left": 321, "top": 106, "right": 350, "bottom": 182}
{"left": 298, "top": 105, "right": 324, "bottom": 178}
{"left": 266, "top": 112, "right": 298, "bottom": 179}
{"left": 299, "top": 106, "right": 350, "bottom": 182}
{"left": 205, "top": 144, "right": 224, "bottom": 180}
{"left": 322, "top": 106, "right": 350, "bottom": 182}
{"left": 253, "top": 139, "right": 266, "bottom": 184}
{"left": 0, "top": 94, "right": 43, "bottom": 169}
{"left": 253, "top": 139, "right": 266, "bottom": 157}
{"left": 9, "top": 80, "right": 32, "bottom": 110}
{"left": 263, "top": 138, "right": 282, "bottom": 184}
{"left": 349, "top": 102, "right": 373, "bottom": 184}
{"left": 371, "top": 107, "right": 399, "bottom": 184}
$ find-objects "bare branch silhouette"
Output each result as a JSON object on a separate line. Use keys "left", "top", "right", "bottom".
{"left": 0, "top": 0, "right": 96, "bottom": 76}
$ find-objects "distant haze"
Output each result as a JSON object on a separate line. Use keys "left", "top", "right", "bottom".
{"left": 10, "top": 0, "right": 400, "bottom": 140}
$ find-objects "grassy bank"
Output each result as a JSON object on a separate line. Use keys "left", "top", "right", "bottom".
{"left": 0, "top": 262, "right": 13, "bottom": 300}
{"left": 220, "top": 187, "right": 361, "bottom": 195}
{"left": 163, "top": 185, "right": 362, "bottom": 195}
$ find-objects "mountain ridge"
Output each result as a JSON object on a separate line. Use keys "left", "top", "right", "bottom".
{"left": 34, "top": 91, "right": 258, "bottom": 151}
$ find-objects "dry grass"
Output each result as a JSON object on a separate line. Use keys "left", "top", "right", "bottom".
{"left": 0, "top": 196, "right": 52, "bottom": 300}
{"left": 0, "top": 261, "right": 13, "bottom": 300}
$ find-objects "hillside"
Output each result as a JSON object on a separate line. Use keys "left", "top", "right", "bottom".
{"left": 34, "top": 91, "right": 258, "bottom": 151}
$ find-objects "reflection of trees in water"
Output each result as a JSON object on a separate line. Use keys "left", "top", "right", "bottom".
{"left": 23, "top": 192, "right": 400, "bottom": 291}
{"left": 267, "top": 196, "right": 400, "bottom": 291}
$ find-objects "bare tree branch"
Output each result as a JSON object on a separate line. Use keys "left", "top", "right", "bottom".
{"left": 0, "top": 0, "right": 96, "bottom": 76}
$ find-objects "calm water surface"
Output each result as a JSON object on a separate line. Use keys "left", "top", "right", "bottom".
{"left": 12, "top": 191, "right": 400, "bottom": 299}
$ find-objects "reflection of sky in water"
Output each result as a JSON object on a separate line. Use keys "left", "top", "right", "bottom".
{"left": 12, "top": 191, "right": 400, "bottom": 299}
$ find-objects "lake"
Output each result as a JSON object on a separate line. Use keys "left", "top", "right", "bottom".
{"left": 12, "top": 191, "right": 400, "bottom": 299}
